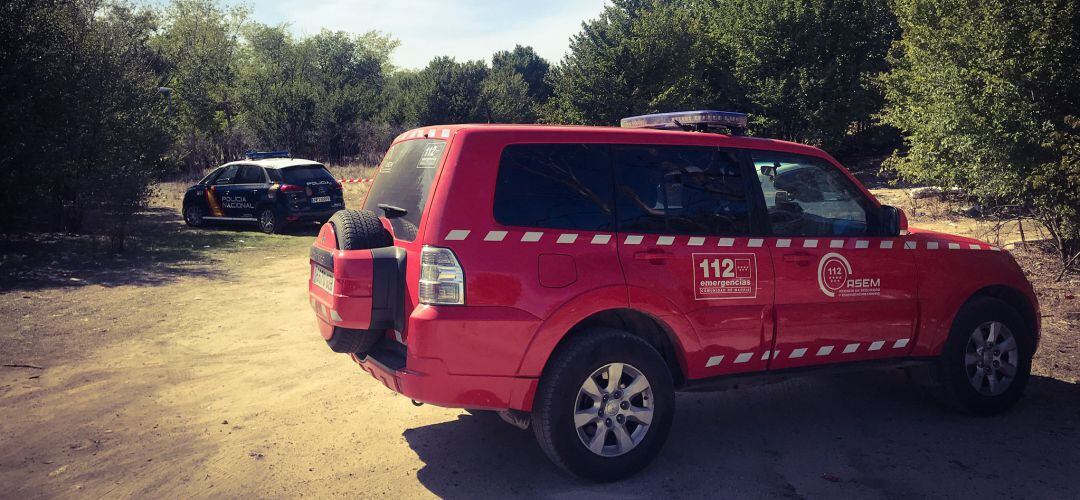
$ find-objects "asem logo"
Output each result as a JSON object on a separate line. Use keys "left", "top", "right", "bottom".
{"left": 817, "top": 252, "right": 881, "bottom": 298}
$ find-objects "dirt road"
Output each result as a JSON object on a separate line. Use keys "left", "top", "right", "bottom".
{"left": 2, "top": 213, "right": 1079, "bottom": 498}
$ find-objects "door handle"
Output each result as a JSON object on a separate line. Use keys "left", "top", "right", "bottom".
{"left": 782, "top": 251, "right": 812, "bottom": 266}
{"left": 634, "top": 250, "right": 676, "bottom": 263}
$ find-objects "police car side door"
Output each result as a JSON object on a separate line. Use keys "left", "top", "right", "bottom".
{"left": 206, "top": 164, "right": 239, "bottom": 219}
{"left": 749, "top": 151, "right": 918, "bottom": 369}
{"left": 227, "top": 165, "right": 266, "bottom": 219}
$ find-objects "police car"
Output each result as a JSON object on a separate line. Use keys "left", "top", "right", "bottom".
{"left": 309, "top": 112, "right": 1039, "bottom": 480}
{"left": 183, "top": 152, "right": 345, "bottom": 234}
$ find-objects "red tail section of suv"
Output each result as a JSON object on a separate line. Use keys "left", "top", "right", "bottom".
{"left": 309, "top": 117, "right": 1039, "bottom": 481}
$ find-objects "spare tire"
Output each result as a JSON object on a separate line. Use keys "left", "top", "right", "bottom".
{"left": 328, "top": 209, "right": 392, "bottom": 250}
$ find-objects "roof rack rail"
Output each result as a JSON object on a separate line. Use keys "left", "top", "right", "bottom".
{"left": 619, "top": 110, "right": 748, "bottom": 135}
{"left": 244, "top": 150, "right": 290, "bottom": 160}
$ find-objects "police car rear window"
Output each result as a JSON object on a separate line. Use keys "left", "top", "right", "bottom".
{"left": 362, "top": 139, "right": 446, "bottom": 242}
{"left": 280, "top": 165, "right": 333, "bottom": 184}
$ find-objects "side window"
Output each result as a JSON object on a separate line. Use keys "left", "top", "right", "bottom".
{"left": 212, "top": 165, "right": 239, "bottom": 185}
{"left": 236, "top": 165, "right": 266, "bottom": 184}
{"left": 493, "top": 144, "right": 615, "bottom": 231}
{"left": 614, "top": 146, "right": 751, "bottom": 235}
{"left": 751, "top": 153, "right": 873, "bottom": 236}
{"left": 266, "top": 168, "right": 283, "bottom": 183}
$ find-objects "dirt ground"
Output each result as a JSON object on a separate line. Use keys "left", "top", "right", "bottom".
{"left": 1, "top": 190, "right": 1078, "bottom": 498}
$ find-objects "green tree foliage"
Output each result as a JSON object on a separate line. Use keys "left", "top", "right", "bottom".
{"left": 491, "top": 45, "right": 553, "bottom": 104}
{"left": 0, "top": 0, "right": 171, "bottom": 243}
{"left": 882, "top": 0, "right": 1080, "bottom": 267}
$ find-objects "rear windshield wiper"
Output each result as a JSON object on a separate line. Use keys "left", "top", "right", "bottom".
{"left": 377, "top": 203, "right": 408, "bottom": 219}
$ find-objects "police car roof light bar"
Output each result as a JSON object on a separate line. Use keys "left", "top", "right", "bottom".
{"left": 244, "top": 150, "right": 291, "bottom": 160}
{"left": 619, "top": 110, "right": 748, "bottom": 135}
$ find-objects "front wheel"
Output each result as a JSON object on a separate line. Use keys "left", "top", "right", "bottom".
{"left": 183, "top": 204, "right": 204, "bottom": 227}
{"left": 935, "top": 296, "right": 1034, "bottom": 415}
{"left": 531, "top": 328, "right": 674, "bottom": 481}
{"left": 259, "top": 207, "right": 282, "bottom": 234}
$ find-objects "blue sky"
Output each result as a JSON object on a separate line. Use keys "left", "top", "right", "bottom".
{"left": 237, "top": 0, "right": 609, "bottom": 69}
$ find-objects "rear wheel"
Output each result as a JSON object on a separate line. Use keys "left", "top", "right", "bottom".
{"left": 936, "top": 297, "right": 1033, "bottom": 415}
{"left": 328, "top": 209, "right": 392, "bottom": 250}
{"left": 531, "top": 328, "right": 674, "bottom": 481}
{"left": 183, "top": 204, "right": 204, "bottom": 227}
{"left": 259, "top": 207, "right": 282, "bottom": 234}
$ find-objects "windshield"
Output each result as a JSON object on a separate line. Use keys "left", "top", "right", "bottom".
{"left": 280, "top": 164, "right": 334, "bottom": 184}
{"left": 363, "top": 139, "right": 447, "bottom": 242}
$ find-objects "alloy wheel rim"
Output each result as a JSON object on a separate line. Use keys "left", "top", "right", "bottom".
{"left": 964, "top": 321, "right": 1019, "bottom": 396}
{"left": 574, "top": 362, "right": 654, "bottom": 457}
{"left": 260, "top": 210, "right": 274, "bottom": 232}
{"left": 186, "top": 206, "right": 201, "bottom": 225}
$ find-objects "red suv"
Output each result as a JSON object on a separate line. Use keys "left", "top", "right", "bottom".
{"left": 308, "top": 112, "right": 1039, "bottom": 481}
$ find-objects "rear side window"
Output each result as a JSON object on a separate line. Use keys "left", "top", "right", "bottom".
{"left": 493, "top": 144, "right": 615, "bottom": 231}
{"left": 363, "top": 139, "right": 447, "bottom": 242}
{"left": 281, "top": 164, "right": 334, "bottom": 184}
{"left": 614, "top": 146, "right": 751, "bottom": 235}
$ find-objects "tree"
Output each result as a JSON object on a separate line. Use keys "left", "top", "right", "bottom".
{"left": 882, "top": 0, "right": 1080, "bottom": 271}
{"left": 480, "top": 68, "right": 535, "bottom": 123}
{"left": 491, "top": 45, "right": 553, "bottom": 104}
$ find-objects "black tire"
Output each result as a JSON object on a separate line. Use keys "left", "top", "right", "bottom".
{"left": 328, "top": 209, "right": 392, "bottom": 250}
{"left": 326, "top": 326, "right": 382, "bottom": 355}
{"left": 183, "top": 204, "right": 204, "bottom": 228}
{"left": 531, "top": 328, "right": 675, "bottom": 482}
{"left": 259, "top": 207, "right": 282, "bottom": 234}
{"left": 935, "top": 296, "right": 1034, "bottom": 415}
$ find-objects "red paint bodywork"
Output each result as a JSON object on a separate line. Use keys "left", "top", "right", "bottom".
{"left": 309, "top": 124, "right": 1039, "bottom": 411}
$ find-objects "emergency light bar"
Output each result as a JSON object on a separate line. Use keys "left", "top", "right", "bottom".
{"left": 620, "top": 110, "right": 748, "bottom": 134}
{"left": 244, "top": 150, "right": 290, "bottom": 160}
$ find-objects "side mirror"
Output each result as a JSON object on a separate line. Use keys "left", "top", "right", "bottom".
{"left": 880, "top": 205, "right": 907, "bottom": 236}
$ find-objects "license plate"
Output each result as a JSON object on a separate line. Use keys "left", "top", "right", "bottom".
{"left": 312, "top": 265, "right": 335, "bottom": 294}
{"left": 311, "top": 196, "right": 331, "bottom": 203}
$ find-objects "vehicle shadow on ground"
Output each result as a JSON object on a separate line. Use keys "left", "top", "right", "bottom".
{"left": 0, "top": 207, "right": 316, "bottom": 291}
{"left": 404, "top": 372, "right": 1080, "bottom": 499}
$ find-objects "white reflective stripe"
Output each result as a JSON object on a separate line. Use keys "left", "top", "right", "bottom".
{"left": 776, "top": 239, "right": 791, "bottom": 248}
{"left": 904, "top": 241, "right": 917, "bottom": 250}
{"left": 440, "top": 128, "right": 450, "bottom": 138}
{"left": 624, "top": 235, "right": 643, "bottom": 245}
{"left": 761, "top": 350, "right": 780, "bottom": 361}
{"left": 557, "top": 233, "right": 578, "bottom": 244}
{"left": 989, "top": 246, "right": 1001, "bottom": 251}
{"left": 484, "top": 230, "right": 507, "bottom": 241}
{"left": 329, "top": 309, "right": 342, "bottom": 322}
{"left": 880, "top": 240, "right": 894, "bottom": 249}
{"left": 319, "top": 303, "right": 328, "bottom": 318}
{"left": 734, "top": 352, "right": 753, "bottom": 363}
{"left": 657, "top": 236, "right": 675, "bottom": 246}
{"left": 688, "top": 237, "right": 705, "bottom": 246}
{"left": 521, "top": 231, "right": 543, "bottom": 242}
{"left": 830, "top": 239, "right": 844, "bottom": 248}
{"left": 948, "top": 243, "right": 960, "bottom": 250}
{"left": 705, "top": 355, "right": 725, "bottom": 367}
{"left": 803, "top": 239, "right": 819, "bottom": 248}
{"left": 445, "top": 229, "right": 470, "bottom": 240}
{"left": 816, "top": 345, "right": 834, "bottom": 356}
{"left": 789, "top": 348, "right": 808, "bottom": 359}
{"left": 927, "top": 242, "right": 940, "bottom": 250}
{"left": 869, "top": 340, "right": 886, "bottom": 351}
{"left": 843, "top": 343, "right": 860, "bottom": 354}
{"left": 591, "top": 234, "right": 612, "bottom": 244}
{"left": 893, "top": 338, "right": 910, "bottom": 348}
{"left": 969, "top": 244, "right": 982, "bottom": 250}
{"left": 309, "top": 297, "right": 316, "bottom": 309}
{"left": 748, "top": 238, "right": 764, "bottom": 247}
{"left": 427, "top": 128, "right": 437, "bottom": 137}
{"left": 855, "top": 240, "right": 869, "bottom": 249}
{"left": 717, "top": 237, "right": 735, "bottom": 247}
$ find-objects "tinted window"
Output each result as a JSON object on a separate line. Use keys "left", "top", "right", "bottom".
{"left": 362, "top": 140, "right": 447, "bottom": 242}
{"left": 266, "top": 168, "right": 283, "bottom": 183}
{"left": 212, "top": 165, "right": 239, "bottom": 185}
{"left": 235, "top": 165, "right": 266, "bottom": 184}
{"left": 614, "top": 146, "right": 750, "bottom": 235}
{"left": 493, "top": 144, "right": 614, "bottom": 231}
{"left": 751, "top": 152, "right": 873, "bottom": 236}
{"left": 281, "top": 164, "right": 334, "bottom": 184}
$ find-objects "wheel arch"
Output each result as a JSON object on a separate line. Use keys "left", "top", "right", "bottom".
{"left": 967, "top": 285, "right": 1040, "bottom": 348}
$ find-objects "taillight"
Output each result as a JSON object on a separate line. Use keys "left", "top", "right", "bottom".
{"left": 279, "top": 184, "right": 304, "bottom": 193}
{"left": 419, "top": 246, "right": 464, "bottom": 305}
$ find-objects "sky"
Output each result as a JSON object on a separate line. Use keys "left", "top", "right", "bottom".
{"left": 237, "top": 0, "right": 610, "bottom": 69}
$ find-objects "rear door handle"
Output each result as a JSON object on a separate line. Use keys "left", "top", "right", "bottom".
{"left": 634, "top": 250, "right": 676, "bottom": 262}
{"left": 782, "top": 251, "right": 812, "bottom": 266}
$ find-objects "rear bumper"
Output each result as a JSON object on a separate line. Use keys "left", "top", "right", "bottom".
{"left": 351, "top": 338, "right": 538, "bottom": 411}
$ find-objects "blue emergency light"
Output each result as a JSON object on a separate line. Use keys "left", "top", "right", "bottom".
{"left": 620, "top": 110, "right": 748, "bottom": 134}
{"left": 244, "top": 150, "right": 291, "bottom": 160}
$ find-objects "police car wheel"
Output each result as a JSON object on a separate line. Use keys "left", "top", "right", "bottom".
{"left": 935, "top": 296, "right": 1033, "bottom": 415}
{"left": 259, "top": 208, "right": 281, "bottom": 234}
{"left": 183, "top": 204, "right": 204, "bottom": 227}
{"left": 531, "top": 328, "right": 674, "bottom": 482}
{"left": 328, "top": 209, "right": 392, "bottom": 250}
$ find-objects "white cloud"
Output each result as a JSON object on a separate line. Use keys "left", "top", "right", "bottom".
{"left": 264, "top": 0, "right": 608, "bottom": 69}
